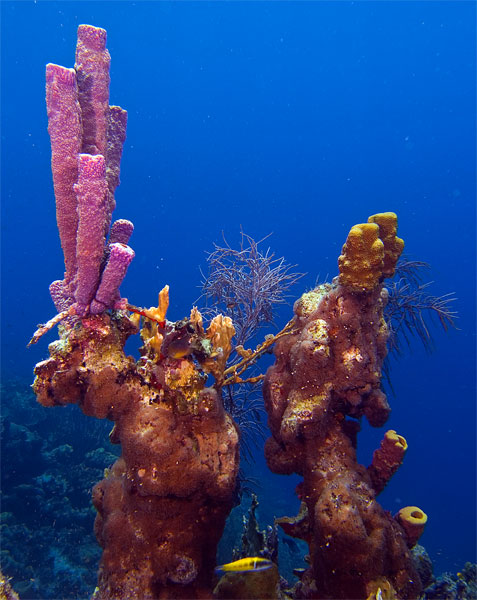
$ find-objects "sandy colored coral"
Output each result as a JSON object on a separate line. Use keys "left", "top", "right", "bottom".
{"left": 201, "top": 314, "right": 236, "bottom": 385}
{"left": 293, "top": 284, "right": 332, "bottom": 318}
{"left": 366, "top": 578, "right": 397, "bottom": 600}
{"left": 0, "top": 569, "right": 20, "bottom": 600}
{"left": 368, "top": 212, "right": 404, "bottom": 278}
{"left": 138, "top": 285, "right": 170, "bottom": 358}
{"left": 189, "top": 306, "right": 204, "bottom": 335}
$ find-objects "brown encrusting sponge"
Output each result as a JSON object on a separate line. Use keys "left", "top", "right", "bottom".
{"left": 263, "top": 214, "right": 424, "bottom": 600}
{"left": 33, "top": 309, "right": 239, "bottom": 599}
{"left": 32, "top": 212, "right": 427, "bottom": 599}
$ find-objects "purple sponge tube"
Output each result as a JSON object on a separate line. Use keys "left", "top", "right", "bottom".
{"left": 73, "top": 153, "right": 108, "bottom": 313}
{"left": 49, "top": 279, "right": 74, "bottom": 313}
{"left": 109, "top": 219, "right": 134, "bottom": 246}
{"left": 90, "top": 242, "right": 135, "bottom": 314}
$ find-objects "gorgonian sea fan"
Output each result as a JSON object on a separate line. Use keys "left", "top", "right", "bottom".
{"left": 201, "top": 232, "right": 304, "bottom": 347}
{"left": 384, "top": 258, "right": 457, "bottom": 354}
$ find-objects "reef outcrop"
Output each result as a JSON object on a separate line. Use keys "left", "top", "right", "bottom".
{"left": 263, "top": 213, "right": 425, "bottom": 599}
{"left": 33, "top": 306, "right": 239, "bottom": 599}
{"left": 31, "top": 21, "right": 429, "bottom": 600}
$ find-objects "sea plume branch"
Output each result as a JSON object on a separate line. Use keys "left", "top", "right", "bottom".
{"left": 385, "top": 259, "right": 458, "bottom": 354}
{"left": 201, "top": 231, "right": 304, "bottom": 347}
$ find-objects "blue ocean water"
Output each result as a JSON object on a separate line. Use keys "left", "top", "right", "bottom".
{"left": 1, "top": 1, "right": 475, "bottom": 597}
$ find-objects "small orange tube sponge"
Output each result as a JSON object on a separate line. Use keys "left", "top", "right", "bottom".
{"left": 368, "top": 212, "right": 404, "bottom": 278}
{"left": 368, "top": 430, "right": 408, "bottom": 495}
{"left": 338, "top": 222, "right": 385, "bottom": 291}
{"left": 395, "top": 506, "right": 428, "bottom": 548}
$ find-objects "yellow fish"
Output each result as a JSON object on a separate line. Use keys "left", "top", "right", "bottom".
{"left": 215, "top": 557, "right": 274, "bottom": 573}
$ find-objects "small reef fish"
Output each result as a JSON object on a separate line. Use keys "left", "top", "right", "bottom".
{"left": 366, "top": 587, "right": 383, "bottom": 600}
{"left": 215, "top": 557, "right": 274, "bottom": 573}
{"left": 165, "top": 335, "right": 192, "bottom": 359}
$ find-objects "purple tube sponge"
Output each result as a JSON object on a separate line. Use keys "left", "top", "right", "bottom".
{"left": 45, "top": 25, "right": 133, "bottom": 318}
{"left": 75, "top": 25, "right": 110, "bottom": 156}
{"left": 45, "top": 63, "right": 81, "bottom": 285}
{"left": 105, "top": 106, "right": 128, "bottom": 229}
{"left": 49, "top": 280, "right": 74, "bottom": 313}
{"left": 90, "top": 243, "right": 135, "bottom": 314}
{"left": 73, "top": 154, "right": 108, "bottom": 314}
{"left": 109, "top": 219, "right": 134, "bottom": 246}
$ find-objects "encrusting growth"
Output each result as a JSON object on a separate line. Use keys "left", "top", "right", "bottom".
{"left": 263, "top": 213, "right": 426, "bottom": 599}
{"left": 33, "top": 296, "right": 241, "bottom": 598}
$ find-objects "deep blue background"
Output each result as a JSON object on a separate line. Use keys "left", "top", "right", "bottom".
{"left": 2, "top": 0, "right": 475, "bottom": 578}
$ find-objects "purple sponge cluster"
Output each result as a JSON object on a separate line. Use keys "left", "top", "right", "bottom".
{"left": 46, "top": 25, "right": 134, "bottom": 316}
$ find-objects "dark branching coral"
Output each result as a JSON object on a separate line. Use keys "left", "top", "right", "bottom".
{"left": 222, "top": 383, "right": 267, "bottom": 463}
{"left": 385, "top": 259, "right": 457, "bottom": 354}
{"left": 200, "top": 233, "right": 302, "bottom": 467}
{"left": 201, "top": 232, "right": 303, "bottom": 347}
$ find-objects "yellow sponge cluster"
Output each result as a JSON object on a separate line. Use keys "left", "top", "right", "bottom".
{"left": 338, "top": 212, "right": 404, "bottom": 291}
{"left": 368, "top": 212, "right": 404, "bottom": 278}
{"left": 338, "top": 222, "right": 384, "bottom": 291}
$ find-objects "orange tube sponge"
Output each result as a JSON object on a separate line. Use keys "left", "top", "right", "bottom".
{"left": 368, "top": 430, "right": 408, "bottom": 495}
{"left": 368, "top": 212, "right": 404, "bottom": 278}
{"left": 395, "top": 506, "right": 428, "bottom": 548}
{"left": 338, "top": 222, "right": 385, "bottom": 291}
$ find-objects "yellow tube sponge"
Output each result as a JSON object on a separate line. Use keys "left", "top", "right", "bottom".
{"left": 368, "top": 430, "right": 408, "bottom": 495}
{"left": 395, "top": 506, "right": 428, "bottom": 548}
{"left": 338, "top": 222, "right": 384, "bottom": 291}
{"left": 368, "top": 212, "right": 404, "bottom": 278}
